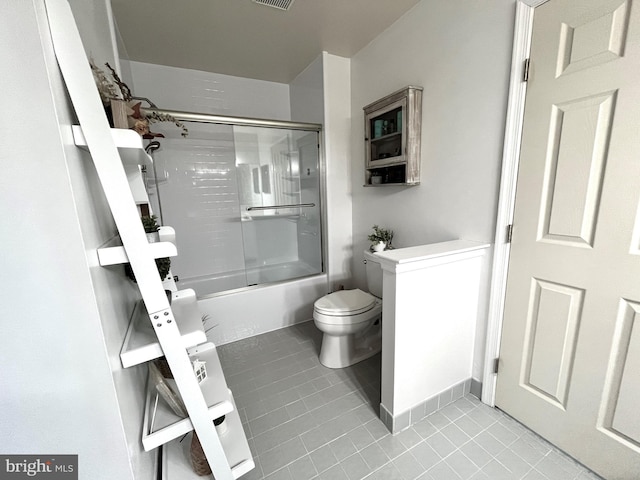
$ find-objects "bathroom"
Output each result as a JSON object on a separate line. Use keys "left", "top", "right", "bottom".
{"left": 3, "top": 0, "right": 615, "bottom": 479}
{"left": 113, "top": 10, "right": 503, "bottom": 360}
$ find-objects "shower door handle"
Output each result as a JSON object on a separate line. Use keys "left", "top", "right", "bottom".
{"left": 246, "top": 203, "right": 316, "bottom": 211}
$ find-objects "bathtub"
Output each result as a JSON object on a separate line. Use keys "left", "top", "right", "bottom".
{"left": 190, "top": 264, "right": 328, "bottom": 346}
{"left": 178, "top": 261, "right": 320, "bottom": 297}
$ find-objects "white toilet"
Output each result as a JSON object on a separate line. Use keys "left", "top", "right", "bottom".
{"left": 313, "top": 250, "right": 383, "bottom": 368}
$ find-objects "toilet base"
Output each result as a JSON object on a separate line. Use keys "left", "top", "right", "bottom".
{"left": 319, "top": 322, "right": 382, "bottom": 369}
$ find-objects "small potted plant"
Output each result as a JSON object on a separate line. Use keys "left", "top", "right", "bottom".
{"left": 368, "top": 225, "right": 394, "bottom": 252}
{"left": 142, "top": 214, "right": 160, "bottom": 242}
{"left": 125, "top": 215, "right": 171, "bottom": 282}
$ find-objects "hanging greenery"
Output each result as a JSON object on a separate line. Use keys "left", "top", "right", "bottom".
{"left": 90, "top": 60, "right": 188, "bottom": 138}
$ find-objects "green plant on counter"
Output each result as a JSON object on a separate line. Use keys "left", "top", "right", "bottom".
{"left": 368, "top": 224, "right": 394, "bottom": 251}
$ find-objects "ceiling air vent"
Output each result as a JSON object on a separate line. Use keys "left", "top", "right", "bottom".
{"left": 252, "top": 0, "right": 295, "bottom": 11}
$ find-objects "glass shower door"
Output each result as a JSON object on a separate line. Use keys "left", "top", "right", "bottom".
{"left": 234, "top": 126, "right": 322, "bottom": 285}
{"left": 146, "top": 121, "right": 249, "bottom": 296}
{"left": 145, "top": 117, "right": 323, "bottom": 297}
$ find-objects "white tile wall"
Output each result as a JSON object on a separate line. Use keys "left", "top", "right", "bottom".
{"left": 129, "top": 60, "right": 291, "bottom": 120}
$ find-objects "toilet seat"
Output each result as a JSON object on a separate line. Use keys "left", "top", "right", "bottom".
{"left": 313, "top": 289, "right": 381, "bottom": 327}
{"left": 314, "top": 289, "right": 377, "bottom": 316}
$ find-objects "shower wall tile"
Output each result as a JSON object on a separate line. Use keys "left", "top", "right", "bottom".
{"left": 129, "top": 60, "right": 291, "bottom": 120}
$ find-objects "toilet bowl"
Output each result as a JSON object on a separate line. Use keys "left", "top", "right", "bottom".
{"left": 313, "top": 251, "right": 383, "bottom": 368}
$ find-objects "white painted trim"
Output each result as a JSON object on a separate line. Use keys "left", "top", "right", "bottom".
{"left": 481, "top": 0, "right": 538, "bottom": 406}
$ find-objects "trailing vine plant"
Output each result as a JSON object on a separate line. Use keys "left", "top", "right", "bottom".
{"left": 90, "top": 60, "right": 188, "bottom": 138}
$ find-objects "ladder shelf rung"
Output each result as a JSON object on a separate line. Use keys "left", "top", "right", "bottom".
{"left": 160, "top": 391, "right": 254, "bottom": 478}
{"left": 98, "top": 241, "right": 177, "bottom": 266}
{"left": 72, "top": 125, "right": 151, "bottom": 167}
{"left": 73, "top": 125, "right": 152, "bottom": 205}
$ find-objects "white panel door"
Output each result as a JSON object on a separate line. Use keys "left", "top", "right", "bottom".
{"left": 496, "top": 0, "right": 640, "bottom": 478}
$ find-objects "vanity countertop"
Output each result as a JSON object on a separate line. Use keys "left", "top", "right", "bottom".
{"left": 375, "top": 239, "right": 490, "bottom": 266}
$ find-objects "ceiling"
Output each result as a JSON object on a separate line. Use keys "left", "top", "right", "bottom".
{"left": 111, "top": 0, "right": 422, "bottom": 84}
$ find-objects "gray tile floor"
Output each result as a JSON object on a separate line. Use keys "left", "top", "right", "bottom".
{"left": 217, "top": 322, "right": 602, "bottom": 480}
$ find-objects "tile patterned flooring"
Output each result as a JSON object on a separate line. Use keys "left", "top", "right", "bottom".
{"left": 217, "top": 322, "right": 602, "bottom": 480}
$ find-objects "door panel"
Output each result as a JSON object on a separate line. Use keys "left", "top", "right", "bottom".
{"left": 541, "top": 92, "right": 615, "bottom": 247}
{"left": 557, "top": 0, "right": 630, "bottom": 77}
{"left": 496, "top": 0, "right": 640, "bottom": 477}
{"left": 600, "top": 300, "right": 640, "bottom": 447}
{"left": 523, "top": 279, "right": 584, "bottom": 409}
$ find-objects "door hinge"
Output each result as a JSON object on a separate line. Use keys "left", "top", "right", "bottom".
{"left": 493, "top": 358, "right": 500, "bottom": 375}
{"left": 523, "top": 58, "right": 530, "bottom": 82}
{"left": 506, "top": 224, "right": 513, "bottom": 243}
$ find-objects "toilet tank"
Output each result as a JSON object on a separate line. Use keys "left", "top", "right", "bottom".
{"left": 363, "top": 250, "right": 383, "bottom": 298}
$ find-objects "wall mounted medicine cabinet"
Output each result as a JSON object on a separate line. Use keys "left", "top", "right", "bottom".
{"left": 364, "top": 86, "right": 423, "bottom": 186}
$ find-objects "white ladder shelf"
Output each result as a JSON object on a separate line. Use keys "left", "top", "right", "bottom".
{"left": 73, "top": 122, "right": 256, "bottom": 478}
{"left": 45, "top": 1, "right": 254, "bottom": 478}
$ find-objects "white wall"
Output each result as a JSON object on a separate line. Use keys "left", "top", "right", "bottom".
{"left": 112, "top": 13, "right": 134, "bottom": 86}
{"left": 290, "top": 55, "right": 325, "bottom": 125}
{"left": 291, "top": 52, "right": 354, "bottom": 293}
{"left": 350, "top": 0, "right": 515, "bottom": 380}
{"left": 1, "top": 1, "right": 154, "bottom": 478}
{"left": 129, "top": 61, "right": 291, "bottom": 120}
{"left": 323, "top": 52, "right": 354, "bottom": 291}
{"left": 68, "top": 0, "right": 119, "bottom": 69}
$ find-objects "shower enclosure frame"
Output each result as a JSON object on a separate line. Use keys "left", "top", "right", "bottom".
{"left": 143, "top": 108, "right": 328, "bottom": 298}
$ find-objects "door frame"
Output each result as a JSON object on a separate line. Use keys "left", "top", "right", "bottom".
{"left": 482, "top": 0, "right": 550, "bottom": 406}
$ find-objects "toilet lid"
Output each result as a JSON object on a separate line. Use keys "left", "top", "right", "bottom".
{"left": 314, "top": 289, "right": 377, "bottom": 315}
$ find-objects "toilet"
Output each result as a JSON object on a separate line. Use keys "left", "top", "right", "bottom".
{"left": 313, "top": 250, "right": 383, "bottom": 368}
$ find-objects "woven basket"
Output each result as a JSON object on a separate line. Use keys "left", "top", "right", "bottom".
{"left": 189, "top": 417, "right": 226, "bottom": 476}
{"left": 190, "top": 433, "right": 212, "bottom": 476}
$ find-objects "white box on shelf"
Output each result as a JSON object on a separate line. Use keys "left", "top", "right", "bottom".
{"left": 158, "top": 226, "right": 176, "bottom": 244}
